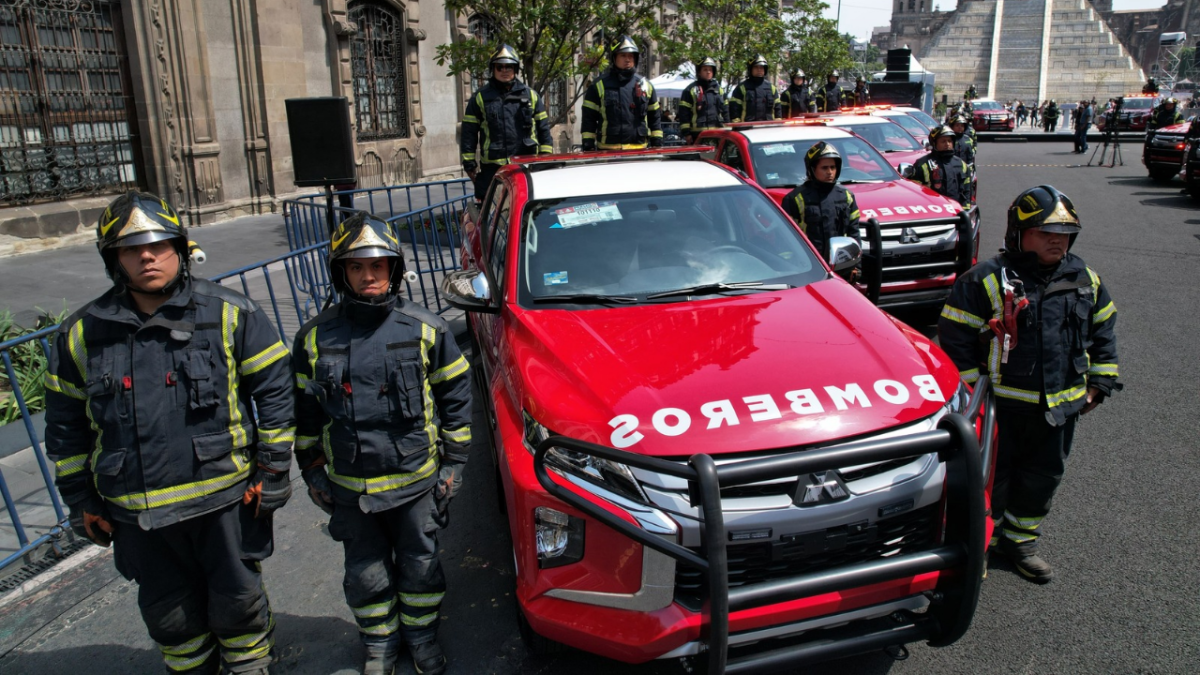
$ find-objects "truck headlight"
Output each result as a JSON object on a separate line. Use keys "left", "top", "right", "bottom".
{"left": 524, "top": 411, "right": 647, "bottom": 503}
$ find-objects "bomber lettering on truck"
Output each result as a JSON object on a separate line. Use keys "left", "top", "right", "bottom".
{"left": 860, "top": 204, "right": 959, "bottom": 219}
{"left": 609, "top": 375, "right": 946, "bottom": 448}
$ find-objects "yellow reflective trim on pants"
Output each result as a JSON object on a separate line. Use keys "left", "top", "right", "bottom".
{"left": 44, "top": 373, "right": 86, "bottom": 399}
{"left": 296, "top": 435, "right": 319, "bottom": 450}
{"left": 258, "top": 427, "right": 295, "bottom": 445}
{"left": 580, "top": 132, "right": 597, "bottom": 140}
{"left": 104, "top": 448, "right": 252, "bottom": 510}
{"left": 429, "top": 355, "right": 469, "bottom": 384}
{"left": 1046, "top": 385, "right": 1087, "bottom": 408}
{"left": 1088, "top": 363, "right": 1118, "bottom": 377}
{"left": 941, "top": 305, "right": 986, "bottom": 329}
{"left": 401, "top": 610, "right": 438, "bottom": 627}
{"left": 222, "top": 304, "right": 247, "bottom": 448}
{"left": 295, "top": 373, "right": 309, "bottom": 391}
{"left": 159, "top": 632, "right": 213, "bottom": 655}
{"left": 959, "top": 368, "right": 980, "bottom": 383}
{"left": 360, "top": 613, "right": 400, "bottom": 636}
{"left": 994, "top": 384, "right": 1040, "bottom": 404}
{"left": 538, "top": 145, "right": 553, "bottom": 154}
{"left": 1002, "top": 529, "right": 1038, "bottom": 544}
{"left": 353, "top": 598, "right": 397, "bottom": 619}
{"left": 1093, "top": 301, "right": 1115, "bottom": 324}
{"left": 441, "top": 426, "right": 471, "bottom": 443}
{"left": 1003, "top": 512, "right": 1043, "bottom": 530}
{"left": 163, "top": 646, "right": 216, "bottom": 671}
{"left": 240, "top": 341, "right": 288, "bottom": 377}
{"left": 400, "top": 591, "right": 444, "bottom": 607}
{"left": 54, "top": 453, "right": 88, "bottom": 477}
{"left": 328, "top": 446, "right": 439, "bottom": 494}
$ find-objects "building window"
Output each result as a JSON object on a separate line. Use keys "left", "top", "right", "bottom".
{"left": 897, "top": 2, "right": 903, "bottom": 13}
{"left": 0, "top": 0, "right": 138, "bottom": 205}
{"left": 545, "top": 79, "right": 568, "bottom": 126}
{"left": 348, "top": 1, "right": 410, "bottom": 140}
{"left": 468, "top": 13, "right": 497, "bottom": 90}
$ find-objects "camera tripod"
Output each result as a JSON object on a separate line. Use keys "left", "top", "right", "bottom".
{"left": 1087, "top": 128, "right": 1123, "bottom": 168}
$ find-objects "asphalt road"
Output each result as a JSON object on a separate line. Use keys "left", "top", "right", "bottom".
{"left": 2, "top": 141, "right": 1199, "bottom": 674}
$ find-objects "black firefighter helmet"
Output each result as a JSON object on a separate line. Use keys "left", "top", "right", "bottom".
{"left": 928, "top": 124, "right": 956, "bottom": 148}
{"left": 697, "top": 56, "right": 719, "bottom": 79}
{"left": 789, "top": 68, "right": 806, "bottom": 83}
{"left": 609, "top": 35, "right": 640, "bottom": 68}
{"left": 804, "top": 141, "right": 842, "bottom": 181}
{"left": 747, "top": 54, "right": 769, "bottom": 77}
{"left": 96, "top": 191, "right": 188, "bottom": 291}
{"left": 1005, "top": 185, "right": 1082, "bottom": 252}
{"left": 329, "top": 212, "right": 406, "bottom": 297}
{"left": 489, "top": 44, "right": 520, "bottom": 75}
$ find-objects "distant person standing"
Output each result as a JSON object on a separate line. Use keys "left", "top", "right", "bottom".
{"left": 780, "top": 68, "right": 816, "bottom": 118}
{"left": 580, "top": 36, "right": 663, "bottom": 150}
{"left": 677, "top": 57, "right": 728, "bottom": 143}
{"left": 1043, "top": 100, "right": 1060, "bottom": 132}
{"left": 1016, "top": 101, "right": 1027, "bottom": 127}
{"left": 814, "top": 70, "right": 844, "bottom": 113}
{"left": 729, "top": 55, "right": 780, "bottom": 122}
{"left": 1030, "top": 101, "right": 1040, "bottom": 128}
{"left": 1074, "top": 100, "right": 1093, "bottom": 154}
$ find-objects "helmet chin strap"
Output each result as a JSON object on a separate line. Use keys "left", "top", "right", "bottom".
{"left": 119, "top": 250, "right": 188, "bottom": 297}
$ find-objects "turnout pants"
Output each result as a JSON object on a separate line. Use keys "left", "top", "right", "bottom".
{"left": 329, "top": 489, "right": 445, "bottom": 650}
{"left": 991, "top": 408, "right": 1078, "bottom": 552}
{"left": 111, "top": 500, "right": 275, "bottom": 674}
{"left": 473, "top": 164, "right": 500, "bottom": 201}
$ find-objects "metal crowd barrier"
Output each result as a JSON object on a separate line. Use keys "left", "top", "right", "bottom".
{"left": 1, "top": 179, "right": 475, "bottom": 576}
{"left": 532, "top": 380, "right": 993, "bottom": 674}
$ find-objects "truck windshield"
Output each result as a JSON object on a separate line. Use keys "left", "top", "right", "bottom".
{"left": 880, "top": 113, "right": 929, "bottom": 140}
{"left": 519, "top": 185, "right": 825, "bottom": 305}
{"left": 835, "top": 122, "right": 922, "bottom": 152}
{"left": 974, "top": 101, "right": 1004, "bottom": 111}
{"left": 749, "top": 136, "right": 899, "bottom": 188}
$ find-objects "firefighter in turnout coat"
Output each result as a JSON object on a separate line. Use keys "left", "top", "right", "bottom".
{"left": 938, "top": 186, "right": 1120, "bottom": 584}
{"left": 293, "top": 213, "right": 473, "bottom": 675}
{"left": 44, "top": 191, "right": 294, "bottom": 674}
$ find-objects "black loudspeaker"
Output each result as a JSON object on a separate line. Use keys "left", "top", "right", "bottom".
{"left": 885, "top": 48, "right": 912, "bottom": 82}
{"left": 1194, "top": 41, "right": 1200, "bottom": 70}
{"left": 285, "top": 97, "right": 356, "bottom": 187}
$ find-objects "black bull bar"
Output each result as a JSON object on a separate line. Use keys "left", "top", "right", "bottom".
{"left": 533, "top": 378, "right": 994, "bottom": 674}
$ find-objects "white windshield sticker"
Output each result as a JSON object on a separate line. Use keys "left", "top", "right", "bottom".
{"left": 551, "top": 201, "right": 622, "bottom": 229}
{"left": 543, "top": 271, "right": 569, "bottom": 285}
{"left": 760, "top": 143, "right": 796, "bottom": 156}
{"left": 765, "top": 172, "right": 780, "bottom": 181}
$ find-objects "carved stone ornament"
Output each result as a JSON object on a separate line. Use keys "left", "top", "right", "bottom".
{"left": 405, "top": 27, "right": 427, "bottom": 41}
{"left": 415, "top": 124, "right": 426, "bottom": 137}
{"left": 332, "top": 19, "right": 357, "bottom": 36}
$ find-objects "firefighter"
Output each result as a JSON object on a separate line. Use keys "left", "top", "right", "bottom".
{"left": 814, "top": 70, "right": 844, "bottom": 113}
{"left": 44, "top": 191, "right": 294, "bottom": 674}
{"left": 1147, "top": 96, "right": 1183, "bottom": 133}
{"left": 910, "top": 125, "right": 973, "bottom": 207}
{"left": 1043, "top": 99, "right": 1060, "bottom": 132}
{"left": 781, "top": 141, "right": 862, "bottom": 261}
{"left": 461, "top": 44, "right": 554, "bottom": 199}
{"left": 950, "top": 114, "right": 976, "bottom": 168}
{"left": 1143, "top": 77, "right": 1159, "bottom": 95}
{"left": 849, "top": 76, "right": 871, "bottom": 107}
{"left": 293, "top": 213, "right": 473, "bottom": 675}
{"left": 678, "top": 56, "right": 728, "bottom": 143}
{"left": 729, "top": 55, "right": 780, "bottom": 122}
{"left": 581, "top": 35, "right": 662, "bottom": 150}
{"left": 965, "top": 84, "right": 978, "bottom": 101}
{"left": 780, "top": 68, "right": 815, "bottom": 118}
{"left": 938, "top": 186, "right": 1120, "bottom": 584}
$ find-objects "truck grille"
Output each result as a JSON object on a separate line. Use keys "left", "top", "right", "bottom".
{"left": 718, "top": 458, "right": 916, "bottom": 499}
{"left": 673, "top": 504, "right": 940, "bottom": 611}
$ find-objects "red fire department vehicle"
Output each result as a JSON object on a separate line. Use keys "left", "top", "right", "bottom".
{"left": 442, "top": 148, "right": 995, "bottom": 673}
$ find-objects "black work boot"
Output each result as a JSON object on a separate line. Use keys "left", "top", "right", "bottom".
{"left": 410, "top": 641, "right": 447, "bottom": 675}
{"left": 999, "top": 539, "right": 1054, "bottom": 584}
{"left": 362, "top": 642, "right": 399, "bottom": 675}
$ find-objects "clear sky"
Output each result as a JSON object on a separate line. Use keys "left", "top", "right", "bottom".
{"left": 832, "top": 0, "right": 1167, "bottom": 42}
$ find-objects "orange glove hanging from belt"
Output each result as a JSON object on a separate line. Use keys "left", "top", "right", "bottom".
{"left": 987, "top": 275, "right": 1028, "bottom": 363}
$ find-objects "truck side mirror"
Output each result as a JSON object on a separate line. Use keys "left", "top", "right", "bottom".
{"left": 827, "top": 236, "right": 862, "bottom": 272}
{"left": 898, "top": 162, "right": 915, "bottom": 178}
{"left": 440, "top": 269, "right": 499, "bottom": 314}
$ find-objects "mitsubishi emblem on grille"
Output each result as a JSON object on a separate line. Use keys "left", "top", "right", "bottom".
{"left": 796, "top": 471, "right": 850, "bottom": 506}
{"left": 900, "top": 227, "right": 920, "bottom": 244}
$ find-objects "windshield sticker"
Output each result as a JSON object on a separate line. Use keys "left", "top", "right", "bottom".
{"left": 543, "top": 271, "right": 569, "bottom": 285}
{"left": 551, "top": 201, "right": 622, "bottom": 229}
{"left": 765, "top": 172, "right": 780, "bottom": 181}
{"left": 760, "top": 143, "right": 796, "bottom": 156}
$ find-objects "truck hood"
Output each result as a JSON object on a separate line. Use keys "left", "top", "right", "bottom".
{"left": 766, "top": 179, "right": 963, "bottom": 224}
{"left": 1157, "top": 121, "right": 1191, "bottom": 134}
{"left": 512, "top": 279, "right": 961, "bottom": 457}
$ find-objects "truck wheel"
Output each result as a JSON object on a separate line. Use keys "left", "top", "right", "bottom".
{"left": 517, "top": 606, "right": 569, "bottom": 655}
{"left": 1149, "top": 166, "right": 1179, "bottom": 182}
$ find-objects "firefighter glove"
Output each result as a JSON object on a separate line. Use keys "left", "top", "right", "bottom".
{"left": 68, "top": 494, "right": 113, "bottom": 548}
{"left": 435, "top": 460, "right": 465, "bottom": 501}
{"left": 302, "top": 465, "right": 335, "bottom": 515}
{"left": 244, "top": 466, "right": 292, "bottom": 519}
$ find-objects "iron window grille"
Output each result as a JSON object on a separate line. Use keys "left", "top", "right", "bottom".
{"left": 348, "top": 1, "right": 410, "bottom": 140}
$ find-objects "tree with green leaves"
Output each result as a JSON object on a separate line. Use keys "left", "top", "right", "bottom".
{"left": 650, "top": 0, "right": 789, "bottom": 88}
{"left": 779, "top": 4, "right": 854, "bottom": 79}
{"left": 435, "top": 0, "right": 661, "bottom": 126}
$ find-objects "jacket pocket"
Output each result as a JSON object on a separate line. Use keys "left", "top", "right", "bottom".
{"left": 92, "top": 448, "right": 128, "bottom": 501}
{"left": 386, "top": 344, "right": 424, "bottom": 420}
{"left": 314, "top": 356, "right": 350, "bottom": 420}
{"left": 85, "top": 360, "right": 128, "bottom": 424}
{"left": 192, "top": 429, "right": 234, "bottom": 462}
{"left": 180, "top": 344, "right": 219, "bottom": 410}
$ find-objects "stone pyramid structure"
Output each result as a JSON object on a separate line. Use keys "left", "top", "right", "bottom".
{"left": 918, "top": 0, "right": 1145, "bottom": 104}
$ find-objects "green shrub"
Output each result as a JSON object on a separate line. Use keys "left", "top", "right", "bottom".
{"left": 0, "top": 305, "right": 69, "bottom": 427}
